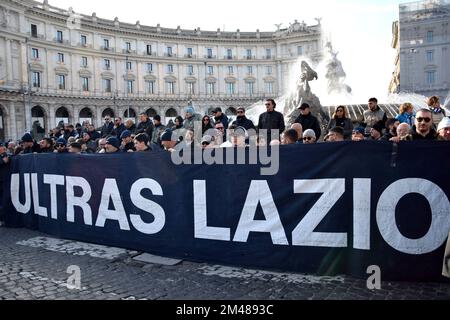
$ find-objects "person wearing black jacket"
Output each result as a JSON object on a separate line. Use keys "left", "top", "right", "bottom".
{"left": 136, "top": 112, "right": 154, "bottom": 138}
{"left": 257, "top": 99, "right": 285, "bottom": 140}
{"left": 232, "top": 107, "right": 256, "bottom": 131}
{"left": 294, "top": 103, "right": 321, "bottom": 140}
{"left": 100, "top": 116, "right": 114, "bottom": 138}
{"left": 212, "top": 107, "right": 229, "bottom": 129}
{"left": 112, "top": 117, "right": 126, "bottom": 138}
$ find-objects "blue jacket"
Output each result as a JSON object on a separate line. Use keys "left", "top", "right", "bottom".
{"left": 395, "top": 113, "right": 415, "bottom": 126}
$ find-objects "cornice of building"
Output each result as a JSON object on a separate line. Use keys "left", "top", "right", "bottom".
{"left": 13, "top": 0, "right": 321, "bottom": 44}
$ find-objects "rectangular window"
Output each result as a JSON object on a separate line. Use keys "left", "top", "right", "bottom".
{"left": 266, "top": 66, "right": 273, "bottom": 75}
{"left": 187, "top": 47, "right": 193, "bottom": 57}
{"left": 31, "top": 24, "right": 38, "bottom": 38}
{"left": 126, "top": 42, "right": 131, "bottom": 51}
{"left": 147, "top": 63, "right": 153, "bottom": 73}
{"left": 146, "top": 45, "right": 152, "bottom": 55}
{"left": 167, "top": 46, "right": 173, "bottom": 57}
{"left": 207, "top": 82, "right": 215, "bottom": 95}
{"left": 187, "top": 82, "right": 195, "bottom": 95}
{"left": 104, "top": 59, "right": 111, "bottom": 69}
{"left": 32, "top": 72, "right": 40, "bottom": 88}
{"left": 297, "top": 46, "right": 303, "bottom": 55}
{"left": 82, "top": 77, "right": 89, "bottom": 91}
{"left": 427, "top": 71, "right": 436, "bottom": 85}
{"left": 58, "top": 75, "right": 65, "bottom": 90}
{"left": 227, "top": 82, "right": 235, "bottom": 95}
{"left": 266, "top": 82, "right": 274, "bottom": 94}
{"left": 187, "top": 65, "right": 194, "bottom": 75}
{"left": 246, "top": 49, "right": 252, "bottom": 59}
{"left": 167, "top": 64, "right": 173, "bottom": 73}
{"left": 227, "top": 66, "right": 234, "bottom": 74}
{"left": 426, "top": 50, "right": 434, "bottom": 62}
{"left": 127, "top": 80, "right": 134, "bottom": 94}
{"left": 81, "top": 56, "right": 88, "bottom": 67}
{"left": 126, "top": 61, "right": 132, "bottom": 70}
{"left": 31, "top": 48, "right": 39, "bottom": 59}
{"left": 247, "top": 82, "right": 254, "bottom": 95}
{"left": 227, "top": 49, "right": 232, "bottom": 59}
{"left": 81, "top": 35, "right": 87, "bottom": 45}
{"left": 208, "top": 65, "right": 214, "bottom": 74}
{"left": 266, "top": 48, "right": 272, "bottom": 59}
{"left": 57, "top": 53, "right": 64, "bottom": 63}
{"left": 207, "top": 48, "right": 213, "bottom": 58}
{"left": 56, "top": 30, "right": 63, "bottom": 43}
{"left": 427, "top": 31, "right": 434, "bottom": 43}
{"left": 247, "top": 66, "right": 253, "bottom": 74}
{"left": 166, "top": 81, "right": 175, "bottom": 94}
{"left": 146, "top": 81, "right": 155, "bottom": 94}
{"left": 103, "top": 79, "right": 112, "bottom": 93}
{"left": 103, "top": 39, "right": 109, "bottom": 49}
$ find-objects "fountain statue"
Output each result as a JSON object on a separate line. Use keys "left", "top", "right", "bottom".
{"left": 284, "top": 61, "right": 327, "bottom": 126}
{"left": 324, "top": 42, "right": 352, "bottom": 95}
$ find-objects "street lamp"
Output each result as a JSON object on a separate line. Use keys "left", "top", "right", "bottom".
{"left": 409, "top": 48, "right": 418, "bottom": 93}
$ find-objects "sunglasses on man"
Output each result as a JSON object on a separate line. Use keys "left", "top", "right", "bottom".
{"left": 303, "top": 137, "right": 313, "bottom": 141}
{"left": 416, "top": 117, "right": 431, "bottom": 123}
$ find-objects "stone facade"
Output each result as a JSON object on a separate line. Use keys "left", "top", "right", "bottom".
{"left": 0, "top": 0, "right": 323, "bottom": 141}
{"left": 390, "top": 0, "right": 450, "bottom": 100}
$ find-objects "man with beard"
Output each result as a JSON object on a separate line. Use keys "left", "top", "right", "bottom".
{"left": 403, "top": 109, "right": 437, "bottom": 141}
{"left": 39, "top": 138, "right": 54, "bottom": 153}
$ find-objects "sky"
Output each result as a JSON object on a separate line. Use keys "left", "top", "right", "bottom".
{"left": 47, "top": 0, "right": 409, "bottom": 102}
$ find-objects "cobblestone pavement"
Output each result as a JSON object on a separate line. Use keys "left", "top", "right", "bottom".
{"left": 1, "top": 227, "right": 449, "bottom": 300}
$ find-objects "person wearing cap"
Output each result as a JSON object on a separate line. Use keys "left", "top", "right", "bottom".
{"left": 38, "top": 138, "right": 54, "bottom": 153}
{"left": 183, "top": 105, "right": 202, "bottom": 131}
{"left": 232, "top": 107, "right": 256, "bottom": 131}
{"left": 120, "top": 130, "right": 136, "bottom": 152}
{"left": 151, "top": 115, "right": 166, "bottom": 146}
{"left": 134, "top": 133, "right": 152, "bottom": 152}
{"left": 104, "top": 137, "right": 121, "bottom": 153}
{"left": 82, "top": 131, "right": 98, "bottom": 153}
{"left": 352, "top": 126, "right": 366, "bottom": 142}
{"left": 160, "top": 128, "right": 179, "bottom": 151}
{"left": 257, "top": 98, "right": 285, "bottom": 141}
{"left": 201, "top": 135, "right": 213, "bottom": 149}
{"left": 19, "top": 133, "right": 37, "bottom": 154}
{"left": 112, "top": 117, "right": 126, "bottom": 139}
{"left": 325, "top": 126, "right": 345, "bottom": 142}
{"left": 302, "top": 129, "right": 316, "bottom": 144}
{"left": 437, "top": 116, "right": 450, "bottom": 141}
{"left": 212, "top": 107, "right": 229, "bottom": 130}
{"left": 369, "top": 121, "right": 384, "bottom": 141}
{"left": 69, "top": 142, "right": 82, "bottom": 154}
{"left": 294, "top": 103, "right": 321, "bottom": 140}
{"left": 54, "top": 137, "right": 68, "bottom": 153}
{"left": 402, "top": 108, "right": 437, "bottom": 141}
{"left": 326, "top": 106, "right": 353, "bottom": 140}
{"left": 136, "top": 112, "right": 154, "bottom": 138}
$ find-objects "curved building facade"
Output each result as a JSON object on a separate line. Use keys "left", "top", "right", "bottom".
{"left": 0, "top": 0, "right": 323, "bottom": 141}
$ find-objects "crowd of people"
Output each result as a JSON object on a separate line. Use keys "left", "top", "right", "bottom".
{"left": 0, "top": 95, "right": 449, "bottom": 165}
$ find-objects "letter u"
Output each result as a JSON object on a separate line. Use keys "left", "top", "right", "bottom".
{"left": 11, "top": 173, "right": 32, "bottom": 214}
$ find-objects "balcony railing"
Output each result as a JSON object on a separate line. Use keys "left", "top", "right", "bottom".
{"left": 244, "top": 55, "right": 256, "bottom": 60}
{"left": 204, "top": 55, "right": 216, "bottom": 59}
{"left": 123, "top": 49, "right": 137, "bottom": 54}
{"left": 101, "top": 46, "right": 115, "bottom": 52}
{"left": 224, "top": 55, "right": 235, "bottom": 60}
{"left": 145, "top": 51, "right": 155, "bottom": 56}
{"left": 184, "top": 54, "right": 196, "bottom": 58}
{"left": 53, "top": 38, "right": 69, "bottom": 45}
{"left": 164, "top": 53, "right": 177, "bottom": 58}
